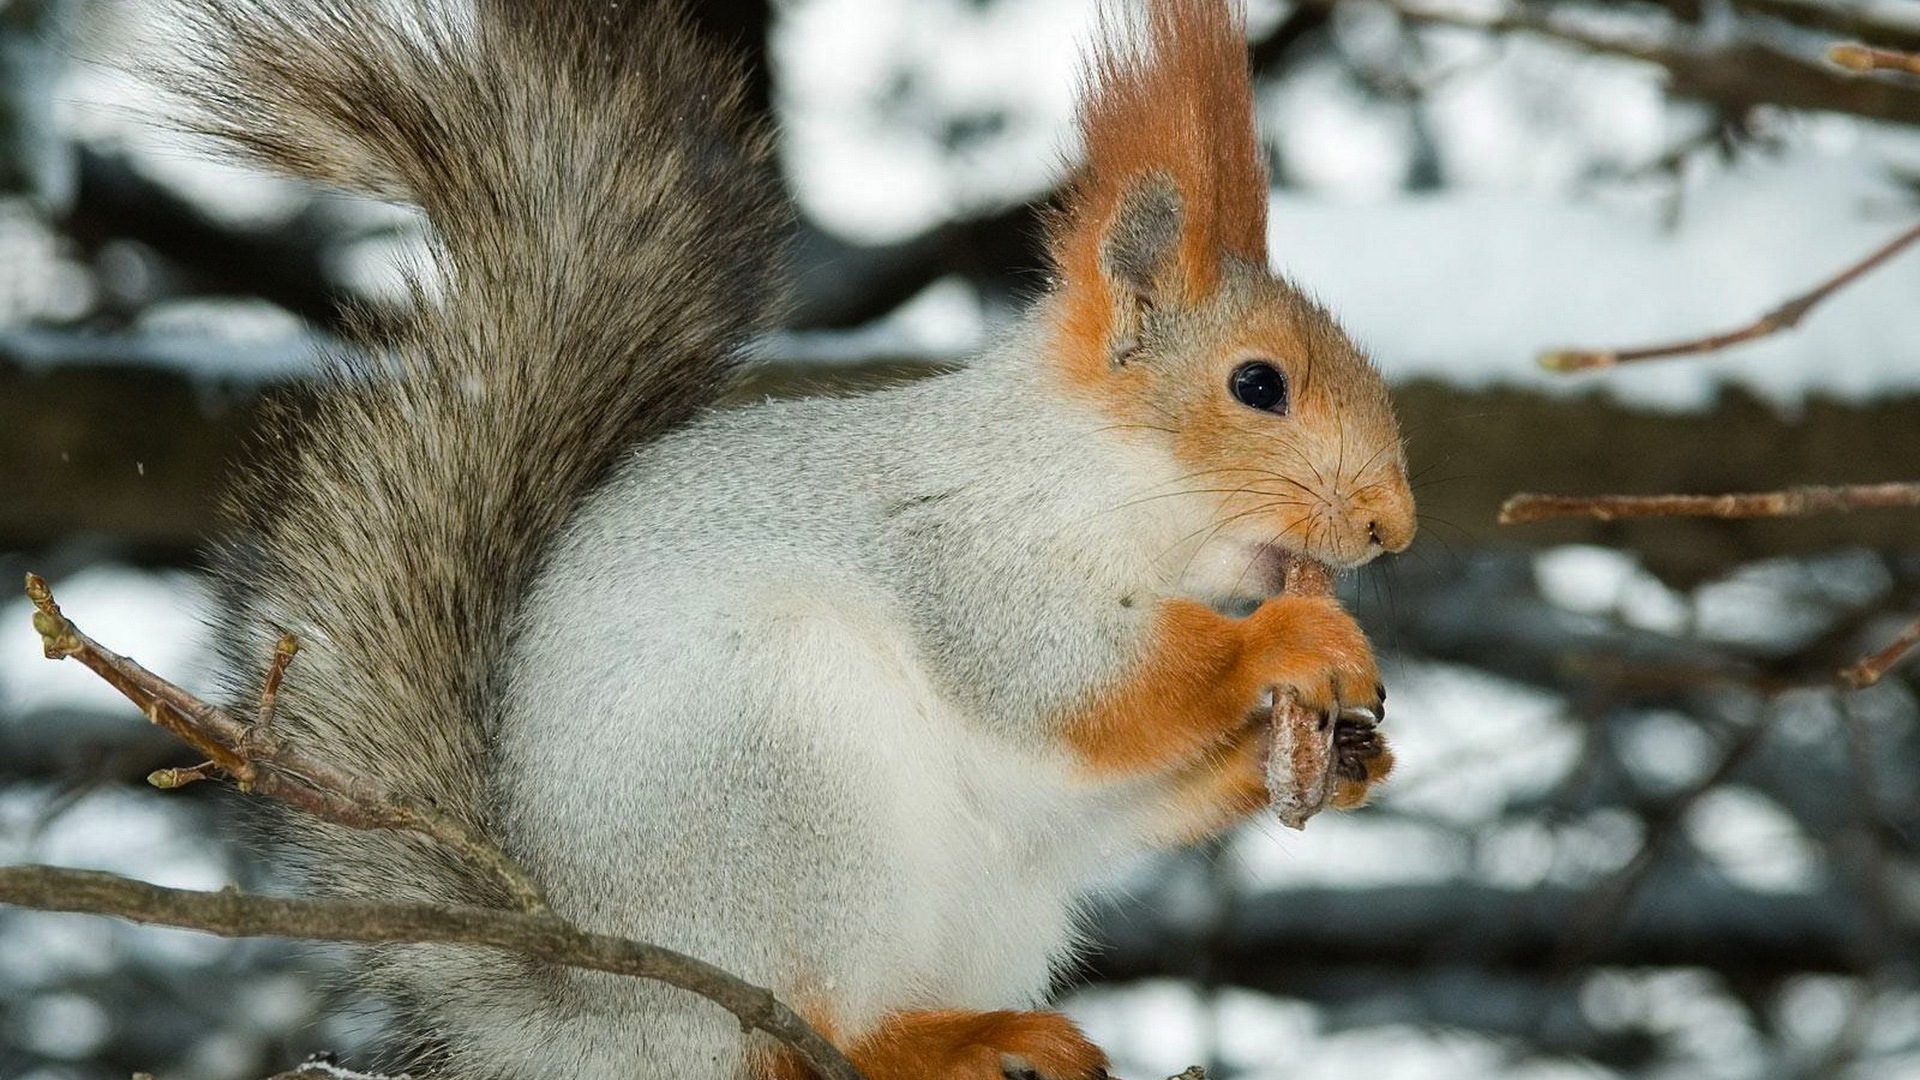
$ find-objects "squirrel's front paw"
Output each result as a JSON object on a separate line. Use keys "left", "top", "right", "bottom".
{"left": 1240, "top": 594, "right": 1382, "bottom": 725}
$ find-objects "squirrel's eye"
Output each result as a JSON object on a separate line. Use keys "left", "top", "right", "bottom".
{"left": 1229, "top": 360, "right": 1289, "bottom": 414}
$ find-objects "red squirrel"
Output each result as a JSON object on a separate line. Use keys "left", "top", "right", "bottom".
{"left": 176, "top": 0, "right": 1415, "bottom": 1076}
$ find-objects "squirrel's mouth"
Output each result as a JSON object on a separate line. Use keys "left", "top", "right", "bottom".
{"left": 1180, "top": 532, "right": 1324, "bottom": 603}
{"left": 1242, "top": 542, "right": 1291, "bottom": 591}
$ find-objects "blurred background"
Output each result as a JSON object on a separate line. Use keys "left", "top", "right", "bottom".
{"left": 3, "top": 0, "right": 1920, "bottom": 1078}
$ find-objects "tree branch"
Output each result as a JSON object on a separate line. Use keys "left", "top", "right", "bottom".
{"left": 1830, "top": 43, "right": 1920, "bottom": 78}
{"left": 1840, "top": 615, "right": 1920, "bottom": 690}
{"left": 11, "top": 574, "right": 871, "bottom": 1080}
{"left": 0, "top": 865, "right": 863, "bottom": 1080}
{"left": 1739, "top": 1, "right": 1920, "bottom": 54}
{"left": 1538, "top": 221, "right": 1920, "bottom": 371}
{"left": 11, "top": 580, "right": 1220, "bottom": 1080}
{"left": 1267, "top": 557, "right": 1388, "bottom": 830}
{"left": 1498, "top": 482, "right": 1920, "bottom": 524}
{"left": 23, "top": 573, "right": 550, "bottom": 914}
{"left": 1312, "top": 0, "right": 1920, "bottom": 126}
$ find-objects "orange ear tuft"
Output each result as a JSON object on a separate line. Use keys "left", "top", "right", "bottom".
{"left": 1048, "top": 0, "right": 1268, "bottom": 375}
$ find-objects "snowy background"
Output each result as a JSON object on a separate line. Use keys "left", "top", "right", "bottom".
{"left": 4, "top": 1, "right": 1920, "bottom": 1079}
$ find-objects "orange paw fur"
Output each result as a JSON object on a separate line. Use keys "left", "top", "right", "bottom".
{"left": 1155, "top": 720, "right": 1272, "bottom": 842}
{"left": 1064, "top": 594, "right": 1382, "bottom": 778}
{"left": 1238, "top": 594, "right": 1381, "bottom": 726}
{"left": 761, "top": 1009, "right": 1108, "bottom": 1080}
{"left": 851, "top": 1009, "right": 1107, "bottom": 1080}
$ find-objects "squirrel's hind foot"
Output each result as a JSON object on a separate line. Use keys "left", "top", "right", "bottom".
{"left": 766, "top": 1008, "right": 1108, "bottom": 1080}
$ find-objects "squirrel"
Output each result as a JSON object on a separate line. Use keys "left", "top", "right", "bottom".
{"left": 171, "top": 0, "right": 1416, "bottom": 1078}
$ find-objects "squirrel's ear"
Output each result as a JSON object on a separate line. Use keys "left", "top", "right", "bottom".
{"left": 1045, "top": 0, "right": 1267, "bottom": 378}
{"left": 1100, "top": 177, "right": 1184, "bottom": 313}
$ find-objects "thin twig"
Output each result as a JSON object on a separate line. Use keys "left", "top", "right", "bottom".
{"left": 1304, "top": 0, "right": 1668, "bottom": 65}
{"left": 257, "top": 633, "right": 299, "bottom": 733}
{"left": 1801, "top": 696, "right": 1898, "bottom": 1079}
{"left": 24, "top": 573, "right": 550, "bottom": 914}
{"left": 1498, "top": 482, "right": 1920, "bottom": 524}
{"left": 1840, "top": 615, "right": 1920, "bottom": 690}
{"left": 1557, "top": 705, "right": 1776, "bottom": 971}
{"left": 1830, "top": 43, "right": 1920, "bottom": 77}
{"left": 1311, "top": 0, "right": 1920, "bottom": 130}
{"left": 1740, "top": 2, "right": 1920, "bottom": 54}
{"left": 1538, "top": 221, "right": 1920, "bottom": 370}
{"left": 1554, "top": 602, "right": 1918, "bottom": 967}
{"left": 0, "top": 865, "right": 864, "bottom": 1080}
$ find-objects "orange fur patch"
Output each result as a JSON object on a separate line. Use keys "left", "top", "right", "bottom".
{"left": 1049, "top": 0, "right": 1267, "bottom": 381}
{"left": 757, "top": 1008, "right": 1106, "bottom": 1080}
{"left": 1063, "top": 597, "right": 1248, "bottom": 774}
{"left": 1152, "top": 716, "right": 1397, "bottom": 844}
{"left": 1062, "top": 594, "right": 1378, "bottom": 778}
{"left": 1155, "top": 722, "right": 1272, "bottom": 843}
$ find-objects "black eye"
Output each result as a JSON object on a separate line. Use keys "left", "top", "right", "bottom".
{"left": 1230, "top": 360, "right": 1289, "bottom": 414}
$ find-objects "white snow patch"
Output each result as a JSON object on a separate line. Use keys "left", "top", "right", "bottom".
{"left": 1684, "top": 787, "right": 1822, "bottom": 894}
{"left": 1073, "top": 980, "right": 1619, "bottom": 1080}
{"left": 11, "top": 992, "right": 113, "bottom": 1060}
{"left": 1371, "top": 661, "right": 1581, "bottom": 825}
{"left": 1268, "top": 154, "right": 1920, "bottom": 410}
{"left": 1614, "top": 710, "right": 1716, "bottom": 794}
{"left": 1232, "top": 810, "right": 1465, "bottom": 889}
{"left": 776, "top": 0, "right": 1097, "bottom": 243}
{"left": 772, "top": 275, "right": 989, "bottom": 363}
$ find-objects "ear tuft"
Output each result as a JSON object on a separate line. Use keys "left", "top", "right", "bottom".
{"left": 1046, "top": 0, "right": 1267, "bottom": 381}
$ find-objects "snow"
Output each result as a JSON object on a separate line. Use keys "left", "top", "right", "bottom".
{"left": 4, "top": 0, "right": 1916, "bottom": 1074}
{"left": 1269, "top": 153, "right": 1920, "bottom": 410}
{"left": 773, "top": 275, "right": 991, "bottom": 364}
{"left": 1693, "top": 555, "right": 1877, "bottom": 652}
{"left": 1614, "top": 710, "right": 1717, "bottom": 793}
{"left": 7, "top": 0, "right": 1914, "bottom": 414}
{"left": 776, "top": 0, "right": 1100, "bottom": 243}
{"left": 1365, "top": 661, "right": 1582, "bottom": 825}
{"left": 774, "top": 1, "right": 1920, "bottom": 411}
{"left": 1070, "top": 981, "right": 1617, "bottom": 1080}
{"left": 11, "top": 992, "right": 112, "bottom": 1060}
{"left": 1684, "top": 787, "right": 1823, "bottom": 894}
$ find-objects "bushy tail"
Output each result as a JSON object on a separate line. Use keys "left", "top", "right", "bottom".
{"left": 178, "top": 0, "right": 785, "bottom": 915}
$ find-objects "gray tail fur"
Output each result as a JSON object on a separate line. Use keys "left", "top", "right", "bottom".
{"left": 175, "top": 0, "right": 784, "bottom": 935}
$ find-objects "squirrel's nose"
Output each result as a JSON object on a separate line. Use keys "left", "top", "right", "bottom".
{"left": 1357, "top": 482, "right": 1417, "bottom": 556}
{"left": 1366, "top": 514, "right": 1414, "bottom": 554}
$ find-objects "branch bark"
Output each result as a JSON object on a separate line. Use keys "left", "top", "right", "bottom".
{"left": 1738, "top": 1, "right": 1920, "bottom": 53}
{"left": 10, "top": 577, "right": 868, "bottom": 1080}
{"left": 1830, "top": 43, "right": 1920, "bottom": 78}
{"left": 1840, "top": 615, "right": 1920, "bottom": 690}
{"left": 1498, "top": 482, "right": 1920, "bottom": 524}
{"left": 23, "top": 573, "right": 549, "bottom": 914}
{"left": 1315, "top": 0, "right": 1920, "bottom": 126}
{"left": 0, "top": 865, "right": 863, "bottom": 1080}
{"left": 1268, "top": 557, "right": 1344, "bottom": 829}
